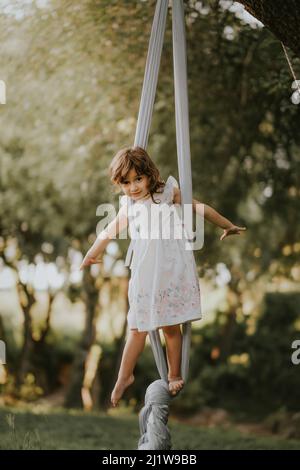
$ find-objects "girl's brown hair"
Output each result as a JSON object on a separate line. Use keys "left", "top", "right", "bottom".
{"left": 109, "top": 146, "right": 165, "bottom": 204}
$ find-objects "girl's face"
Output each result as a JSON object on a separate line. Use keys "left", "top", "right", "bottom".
{"left": 120, "top": 168, "right": 150, "bottom": 201}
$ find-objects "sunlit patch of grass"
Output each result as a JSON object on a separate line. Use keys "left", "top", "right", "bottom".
{"left": 0, "top": 406, "right": 300, "bottom": 450}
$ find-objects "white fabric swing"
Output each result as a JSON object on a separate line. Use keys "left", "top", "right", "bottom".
{"left": 130, "top": 0, "right": 195, "bottom": 449}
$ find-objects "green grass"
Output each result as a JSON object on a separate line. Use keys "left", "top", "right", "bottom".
{"left": 0, "top": 406, "right": 299, "bottom": 450}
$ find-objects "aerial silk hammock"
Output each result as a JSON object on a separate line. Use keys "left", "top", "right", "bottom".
{"left": 128, "top": 0, "right": 194, "bottom": 450}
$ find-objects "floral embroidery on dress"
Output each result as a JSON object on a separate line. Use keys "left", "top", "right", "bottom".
{"left": 128, "top": 276, "right": 201, "bottom": 330}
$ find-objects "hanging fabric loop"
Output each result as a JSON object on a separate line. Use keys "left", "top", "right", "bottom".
{"left": 134, "top": 0, "right": 196, "bottom": 450}
{"left": 131, "top": 0, "right": 193, "bottom": 385}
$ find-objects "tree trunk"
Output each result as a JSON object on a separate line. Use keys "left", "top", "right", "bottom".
{"left": 31, "top": 292, "right": 56, "bottom": 393}
{"left": 236, "top": 0, "right": 300, "bottom": 57}
{"left": 64, "top": 269, "right": 99, "bottom": 408}
{"left": 101, "top": 277, "right": 130, "bottom": 410}
{"left": 16, "top": 281, "right": 36, "bottom": 388}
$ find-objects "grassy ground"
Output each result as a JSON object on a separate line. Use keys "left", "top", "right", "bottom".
{"left": 0, "top": 406, "right": 300, "bottom": 450}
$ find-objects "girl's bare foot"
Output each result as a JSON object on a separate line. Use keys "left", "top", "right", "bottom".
{"left": 111, "top": 374, "right": 135, "bottom": 407}
{"left": 168, "top": 375, "right": 185, "bottom": 396}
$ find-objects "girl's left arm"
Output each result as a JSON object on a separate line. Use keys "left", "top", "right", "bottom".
{"left": 173, "top": 187, "right": 246, "bottom": 240}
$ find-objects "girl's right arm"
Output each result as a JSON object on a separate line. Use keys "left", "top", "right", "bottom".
{"left": 79, "top": 204, "right": 128, "bottom": 270}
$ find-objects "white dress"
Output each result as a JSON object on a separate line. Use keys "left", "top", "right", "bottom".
{"left": 121, "top": 175, "right": 202, "bottom": 332}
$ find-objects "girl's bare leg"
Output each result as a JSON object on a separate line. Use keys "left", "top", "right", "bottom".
{"left": 111, "top": 329, "right": 148, "bottom": 407}
{"left": 162, "top": 324, "right": 185, "bottom": 395}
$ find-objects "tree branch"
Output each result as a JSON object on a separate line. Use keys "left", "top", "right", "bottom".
{"left": 236, "top": 0, "right": 300, "bottom": 58}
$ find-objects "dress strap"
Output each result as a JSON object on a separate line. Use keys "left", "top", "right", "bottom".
{"left": 163, "top": 175, "right": 179, "bottom": 204}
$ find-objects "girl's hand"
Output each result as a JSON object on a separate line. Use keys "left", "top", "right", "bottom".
{"left": 220, "top": 224, "right": 247, "bottom": 241}
{"left": 79, "top": 250, "right": 103, "bottom": 270}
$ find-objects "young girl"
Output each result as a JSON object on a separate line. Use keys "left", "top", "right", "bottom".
{"left": 79, "top": 146, "right": 246, "bottom": 407}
